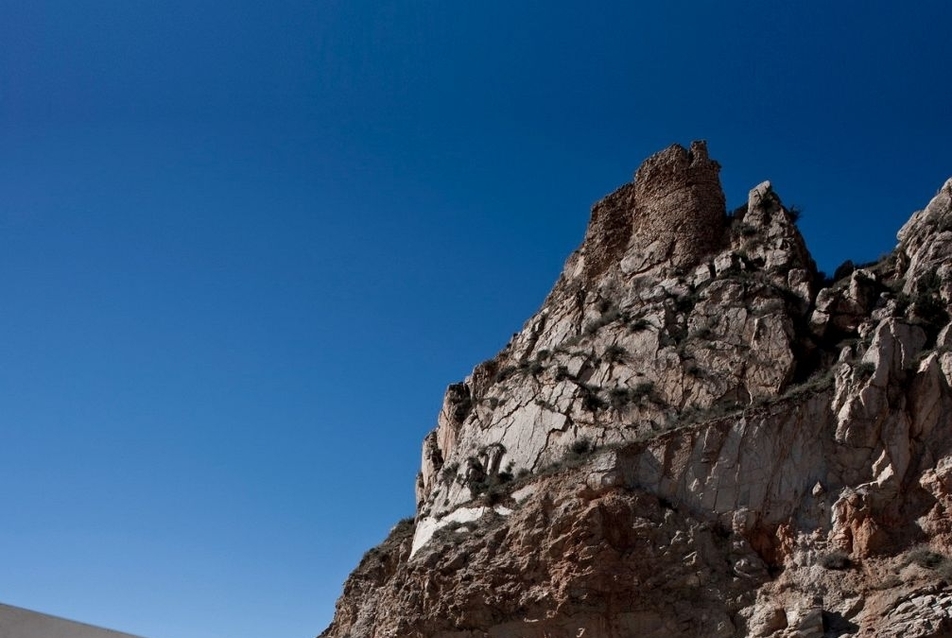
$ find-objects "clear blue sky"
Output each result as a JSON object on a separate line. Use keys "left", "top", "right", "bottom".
{"left": 1, "top": 2, "right": 950, "bottom": 637}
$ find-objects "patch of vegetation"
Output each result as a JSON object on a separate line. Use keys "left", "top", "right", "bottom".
{"left": 393, "top": 516, "right": 416, "bottom": 535}
{"left": 432, "top": 519, "right": 475, "bottom": 545}
{"left": 569, "top": 437, "right": 594, "bottom": 459}
{"left": 441, "top": 462, "right": 460, "bottom": 482}
{"left": 905, "top": 546, "right": 952, "bottom": 583}
{"left": 736, "top": 223, "right": 758, "bottom": 237}
{"left": 914, "top": 293, "right": 949, "bottom": 329}
{"left": 871, "top": 574, "right": 902, "bottom": 591}
{"left": 632, "top": 381, "right": 656, "bottom": 400}
{"left": 784, "top": 368, "right": 836, "bottom": 398}
{"left": 673, "top": 291, "right": 699, "bottom": 314}
{"left": 607, "top": 381, "right": 655, "bottom": 410}
{"left": 853, "top": 361, "right": 876, "bottom": 382}
{"left": 494, "top": 365, "right": 518, "bottom": 383}
{"left": 604, "top": 344, "right": 627, "bottom": 364}
{"left": 756, "top": 189, "right": 778, "bottom": 213}
{"left": 629, "top": 317, "right": 651, "bottom": 331}
{"left": 819, "top": 551, "right": 853, "bottom": 570}
{"left": 905, "top": 546, "right": 948, "bottom": 569}
{"left": 608, "top": 387, "right": 630, "bottom": 409}
{"left": 581, "top": 388, "right": 608, "bottom": 412}
{"left": 906, "top": 268, "right": 951, "bottom": 343}
{"left": 786, "top": 204, "right": 803, "bottom": 223}
{"left": 585, "top": 303, "right": 623, "bottom": 335}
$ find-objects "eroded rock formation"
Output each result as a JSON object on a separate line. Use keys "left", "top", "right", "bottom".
{"left": 320, "top": 143, "right": 952, "bottom": 638}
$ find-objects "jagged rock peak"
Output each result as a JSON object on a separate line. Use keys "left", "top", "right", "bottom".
{"left": 581, "top": 140, "right": 726, "bottom": 280}
{"left": 321, "top": 143, "right": 952, "bottom": 638}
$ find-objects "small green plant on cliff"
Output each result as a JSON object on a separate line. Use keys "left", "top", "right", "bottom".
{"left": 819, "top": 550, "right": 852, "bottom": 570}
{"left": 493, "top": 365, "right": 518, "bottom": 383}
{"left": 673, "top": 291, "right": 699, "bottom": 314}
{"left": 909, "top": 267, "right": 950, "bottom": 336}
{"left": 904, "top": 546, "right": 952, "bottom": 582}
{"left": 906, "top": 546, "right": 946, "bottom": 569}
{"left": 853, "top": 361, "right": 876, "bottom": 382}
{"left": 585, "top": 304, "right": 622, "bottom": 335}
{"left": 629, "top": 317, "right": 651, "bottom": 331}
{"left": 609, "top": 382, "right": 655, "bottom": 409}
{"left": 440, "top": 462, "right": 460, "bottom": 482}
{"left": 568, "top": 437, "right": 594, "bottom": 460}
{"left": 604, "top": 344, "right": 627, "bottom": 364}
{"left": 756, "top": 189, "right": 777, "bottom": 212}
{"left": 578, "top": 382, "right": 607, "bottom": 411}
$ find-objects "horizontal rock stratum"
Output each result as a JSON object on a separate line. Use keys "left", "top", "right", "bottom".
{"left": 320, "top": 142, "right": 952, "bottom": 638}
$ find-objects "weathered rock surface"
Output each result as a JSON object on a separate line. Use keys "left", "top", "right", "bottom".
{"left": 320, "top": 145, "right": 952, "bottom": 638}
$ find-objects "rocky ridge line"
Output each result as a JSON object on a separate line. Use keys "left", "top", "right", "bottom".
{"left": 320, "top": 142, "right": 952, "bottom": 638}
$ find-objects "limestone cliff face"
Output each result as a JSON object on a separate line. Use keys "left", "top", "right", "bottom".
{"left": 320, "top": 143, "right": 952, "bottom": 638}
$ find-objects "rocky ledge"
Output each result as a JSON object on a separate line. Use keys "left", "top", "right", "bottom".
{"left": 320, "top": 142, "right": 952, "bottom": 638}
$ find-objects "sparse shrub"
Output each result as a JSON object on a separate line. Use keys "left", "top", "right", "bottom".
{"left": 555, "top": 366, "right": 572, "bottom": 382}
{"left": 894, "top": 291, "right": 911, "bottom": 315}
{"left": 906, "top": 546, "right": 946, "bottom": 569}
{"left": 833, "top": 260, "right": 855, "bottom": 282}
{"left": 673, "top": 293, "right": 698, "bottom": 314}
{"left": 393, "top": 517, "right": 416, "bottom": 535}
{"left": 569, "top": 437, "right": 593, "bottom": 456}
{"left": 484, "top": 484, "right": 506, "bottom": 505}
{"left": 582, "top": 390, "right": 608, "bottom": 412}
{"left": 737, "top": 223, "right": 758, "bottom": 237}
{"left": 913, "top": 293, "right": 949, "bottom": 330}
{"left": 871, "top": 574, "right": 902, "bottom": 590}
{"left": 441, "top": 462, "right": 460, "bottom": 482}
{"left": 853, "top": 361, "right": 876, "bottom": 382}
{"left": 609, "top": 387, "right": 634, "bottom": 410}
{"left": 494, "top": 366, "right": 518, "bottom": 383}
{"left": 917, "top": 268, "right": 942, "bottom": 296}
{"left": 757, "top": 189, "right": 777, "bottom": 212}
{"left": 604, "top": 344, "right": 627, "bottom": 364}
{"left": 631, "top": 381, "right": 655, "bottom": 401}
{"left": 585, "top": 303, "right": 623, "bottom": 335}
{"left": 784, "top": 368, "right": 836, "bottom": 397}
{"left": 786, "top": 205, "right": 803, "bottom": 223}
{"left": 630, "top": 317, "right": 650, "bottom": 331}
{"left": 819, "top": 551, "right": 852, "bottom": 570}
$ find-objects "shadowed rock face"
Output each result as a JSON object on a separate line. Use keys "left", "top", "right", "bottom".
{"left": 321, "top": 147, "right": 952, "bottom": 638}
{"left": 582, "top": 141, "right": 726, "bottom": 281}
{"left": 630, "top": 140, "right": 726, "bottom": 273}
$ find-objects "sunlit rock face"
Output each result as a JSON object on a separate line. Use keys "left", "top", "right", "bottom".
{"left": 321, "top": 146, "right": 952, "bottom": 638}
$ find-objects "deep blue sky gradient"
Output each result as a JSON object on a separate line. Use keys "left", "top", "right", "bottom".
{"left": 2, "top": 2, "right": 951, "bottom": 637}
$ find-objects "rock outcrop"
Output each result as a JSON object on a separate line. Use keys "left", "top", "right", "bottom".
{"left": 320, "top": 143, "right": 952, "bottom": 638}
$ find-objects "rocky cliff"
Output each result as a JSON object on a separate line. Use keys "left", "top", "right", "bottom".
{"left": 319, "top": 142, "right": 952, "bottom": 638}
